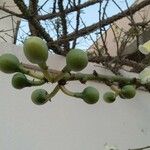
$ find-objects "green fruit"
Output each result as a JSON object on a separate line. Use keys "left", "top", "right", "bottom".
{"left": 121, "top": 85, "right": 136, "bottom": 99}
{"left": 103, "top": 92, "right": 116, "bottom": 103}
{"left": 31, "top": 89, "right": 48, "bottom": 105}
{"left": 66, "top": 49, "right": 88, "bottom": 71}
{"left": 82, "top": 86, "right": 99, "bottom": 104}
{"left": 23, "top": 36, "right": 48, "bottom": 64}
{"left": 0, "top": 53, "right": 20, "bottom": 73}
{"left": 12, "top": 73, "right": 30, "bottom": 89}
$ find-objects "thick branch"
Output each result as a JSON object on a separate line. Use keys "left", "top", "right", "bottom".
{"left": 29, "top": 0, "right": 38, "bottom": 14}
{"left": 13, "top": 0, "right": 63, "bottom": 54}
{"left": 58, "top": 0, "right": 70, "bottom": 52}
{"left": 29, "top": 0, "right": 39, "bottom": 36}
{"left": 22, "top": 63, "right": 146, "bottom": 90}
{"left": 72, "top": 0, "right": 81, "bottom": 48}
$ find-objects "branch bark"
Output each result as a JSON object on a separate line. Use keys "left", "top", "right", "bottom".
{"left": 37, "top": 0, "right": 103, "bottom": 20}
{"left": 13, "top": 0, "right": 63, "bottom": 54}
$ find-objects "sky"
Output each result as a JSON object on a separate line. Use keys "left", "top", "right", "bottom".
{"left": 17, "top": 0, "right": 135, "bottom": 50}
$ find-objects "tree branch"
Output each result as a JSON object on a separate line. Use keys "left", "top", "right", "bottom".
{"left": 56, "top": 0, "right": 150, "bottom": 44}
{"left": 13, "top": 0, "right": 63, "bottom": 54}
{"left": 129, "top": 146, "right": 150, "bottom": 150}
{"left": 58, "top": 0, "right": 70, "bottom": 52}
{"left": 37, "top": 0, "right": 103, "bottom": 20}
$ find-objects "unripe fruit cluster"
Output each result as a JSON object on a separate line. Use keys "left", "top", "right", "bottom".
{"left": 103, "top": 85, "right": 136, "bottom": 104}
{"left": 0, "top": 36, "right": 96, "bottom": 105}
{"left": 0, "top": 36, "right": 138, "bottom": 106}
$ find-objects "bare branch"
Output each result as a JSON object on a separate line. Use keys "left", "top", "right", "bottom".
{"left": 58, "top": 0, "right": 70, "bottom": 52}
{"left": 56, "top": 0, "right": 150, "bottom": 44}
{"left": 128, "top": 146, "right": 150, "bottom": 150}
{"left": 37, "top": 0, "right": 103, "bottom": 20}
{"left": 13, "top": 0, "right": 63, "bottom": 54}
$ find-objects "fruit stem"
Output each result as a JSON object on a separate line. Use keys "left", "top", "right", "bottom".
{"left": 19, "top": 64, "right": 45, "bottom": 80}
{"left": 53, "top": 65, "right": 71, "bottom": 83}
{"left": 38, "top": 62, "right": 54, "bottom": 82}
{"left": 46, "top": 84, "right": 60, "bottom": 101}
{"left": 42, "top": 69, "right": 54, "bottom": 82}
{"left": 59, "top": 85, "right": 82, "bottom": 98}
{"left": 27, "top": 79, "right": 46, "bottom": 86}
{"left": 110, "top": 85, "right": 121, "bottom": 95}
{"left": 38, "top": 62, "right": 48, "bottom": 70}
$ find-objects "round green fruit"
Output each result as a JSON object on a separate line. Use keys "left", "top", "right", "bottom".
{"left": 103, "top": 92, "right": 116, "bottom": 103}
{"left": 121, "top": 85, "right": 136, "bottom": 99}
{"left": 0, "top": 53, "right": 20, "bottom": 73}
{"left": 31, "top": 89, "right": 48, "bottom": 105}
{"left": 23, "top": 36, "right": 48, "bottom": 64}
{"left": 82, "top": 86, "right": 99, "bottom": 104}
{"left": 66, "top": 49, "right": 88, "bottom": 71}
{"left": 12, "top": 73, "right": 30, "bottom": 89}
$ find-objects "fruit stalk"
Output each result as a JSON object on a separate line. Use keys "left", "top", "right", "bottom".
{"left": 41, "top": 69, "right": 54, "bottom": 82}
{"left": 46, "top": 84, "right": 60, "bottom": 101}
{"left": 27, "top": 79, "right": 46, "bottom": 86}
{"left": 38, "top": 62, "right": 54, "bottom": 82}
{"left": 110, "top": 85, "right": 121, "bottom": 95}
{"left": 20, "top": 65, "right": 45, "bottom": 80}
{"left": 53, "top": 65, "right": 71, "bottom": 83}
{"left": 59, "top": 85, "right": 82, "bottom": 98}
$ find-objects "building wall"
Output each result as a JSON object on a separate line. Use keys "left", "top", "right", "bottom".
{"left": 0, "top": 43, "right": 150, "bottom": 150}
{"left": 0, "top": 0, "right": 20, "bottom": 43}
{"left": 88, "top": 0, "right": 150, "bottom": 56}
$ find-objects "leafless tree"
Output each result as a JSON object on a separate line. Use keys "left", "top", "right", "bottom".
{"left": 0, "top": 0, "right": 150, "bottom": 75}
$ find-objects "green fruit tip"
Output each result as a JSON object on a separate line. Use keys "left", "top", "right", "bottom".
{"left": 12, "top": 72, "right": 30, "bottom": 89}
{"left": 23, "top": 36, "right": 48, "bottom": 64}
{"left": 31, "top": 89, "right": 48, "bottom": 105}
{"left": 66, "top": 49, "right": 88, "bottom": 72}
{"left": 0, "top": 53, "right": 20, "bottom": 73}
{"left": 82, "top": 86, "right": 99, "bottom": 104}
{"left": 120, "top": 85, "right": 136, "bottom": 99}
{"left": 103, "top": 92, "right": 116, "bottom": 103}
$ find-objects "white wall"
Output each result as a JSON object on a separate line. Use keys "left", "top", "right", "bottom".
{"left": 0, "top": 43, "right": 150, "bottom": 150}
